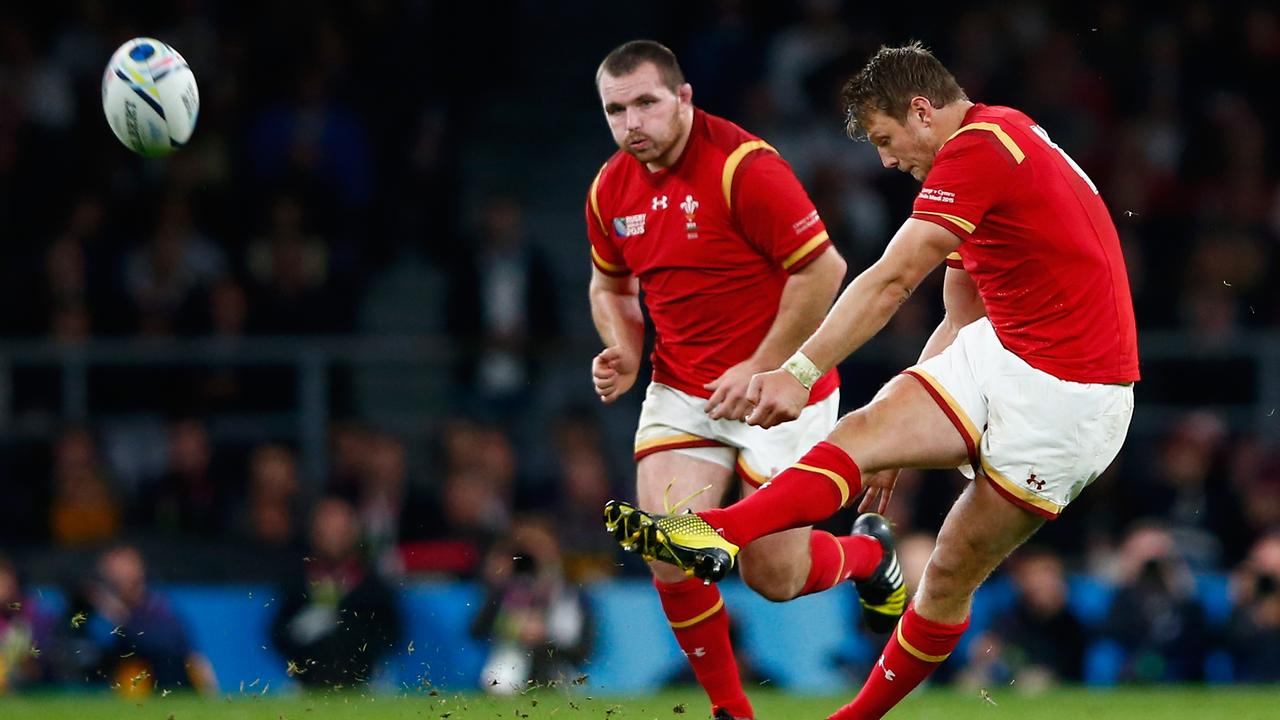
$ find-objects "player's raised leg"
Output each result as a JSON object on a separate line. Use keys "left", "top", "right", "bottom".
{"left": 625, "top": 449, "right": 753, "bottom": 720}
{"left": 630, "top": 375, "right": 967, "bottom": 572}
{"left": 829, "top": 475, "right": 1043, "bottom": 719}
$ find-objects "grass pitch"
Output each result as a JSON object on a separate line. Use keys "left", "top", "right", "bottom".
{"left": 0, "top": 686, "right": 1277, "bottom": 719}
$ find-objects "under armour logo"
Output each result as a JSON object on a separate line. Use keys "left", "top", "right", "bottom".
{"left": 878, "top": 654, "right": 896, "bottom": 682}
{"left": 652, "top": 195, "right": 668, "bottom": 210}
{"left": 687, "top": 647, "right": 706, "bottom": 658}
{"left": 1026, "top": 473, "right": 1045, "bottom": 491}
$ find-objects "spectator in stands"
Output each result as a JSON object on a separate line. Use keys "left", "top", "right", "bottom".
{"left": 234, "top": 444, "right": 302, "bottom": 551}
{"left": 81, "top": 544, "right": 217, "bottom": 695}
{"left": 1102, "top": 524, "right": 1210, "bottom": 682}
{"left": 446, "top": 194, "right": 560, "bottom": 408}
{"left": 471, "top": 514, "right": 592, "bottom": 694}
{"left": 137, "top": 418, "right": 233, "bottom": 538}
{"left": 123, "top": 195, "right": 225, "bottom": 337}
{"left": 1226, "top": 530, "right": 1280, "bottom": 681}
{"left": 0, "top": 554, "right": 53, "bottom": 693}
{"left": 547, "top": 410, "right": 620, "bottom": 583}
{"left": 271, "top": 497, "right": 401, "bottom": 688}
{"left": 958, "top": 547, "right": 1086, "bottom": 692}
{"left": 48, "top": 427, "right": 120, "bottom": 546}
{"left": 246, "top": 193, "right": 336, "bottom": 335}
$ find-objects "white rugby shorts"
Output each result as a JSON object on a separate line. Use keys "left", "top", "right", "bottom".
{"left": 904, "top": 317, "right": 1134, "bottom": 519}
{"left": 634, "top": 382, "right": 839, "bottom": 486}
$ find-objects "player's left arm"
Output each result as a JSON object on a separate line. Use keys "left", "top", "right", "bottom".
{"left": 746, "top": 218, "right": 959, "bottom": 428}
{"left": 704, "top": 245, "right": 846, "bottom": 420}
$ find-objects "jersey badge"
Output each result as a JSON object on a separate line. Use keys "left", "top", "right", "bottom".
{"left": 652, "top": 195, "right": 669, "bottom": 210}
{"left": 681, "top": 194, "right": 699, "bottom": 239}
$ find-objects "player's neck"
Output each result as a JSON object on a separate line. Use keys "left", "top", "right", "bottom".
{"left": 930, "top": 100, "right": 976, "bottom": 150}
{"left": 646, "top": 106, "right": 696, "bottom": 172}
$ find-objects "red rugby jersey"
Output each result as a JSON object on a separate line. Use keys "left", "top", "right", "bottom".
{"left": 914, "top": 104, "right": 1139, "bottom": 384}
{"left": 587, "top": 109, "right": 838, "bottom": 401}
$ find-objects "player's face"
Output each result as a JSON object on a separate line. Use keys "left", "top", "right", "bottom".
{"left": 598, "top": 62, "right": 692, "bottom": 167}
{"left": 864, "top": 110, "right": 937, "bottom": 182}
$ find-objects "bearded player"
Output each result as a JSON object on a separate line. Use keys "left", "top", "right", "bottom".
{"left": 609, "top": 42, "right": 1138, "bottom": 719}
{"left": 588, "top": 40, "right": 905, "bottom": 720}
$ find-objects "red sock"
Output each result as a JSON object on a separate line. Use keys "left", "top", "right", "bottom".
{"left": 700, "top": 442, "right": 861, "bottom": 547}
{"left": 654, "top": 577, "right": 753, "bottom": 719}
{"left": 798, "top": 530, "right": 884, "bottom": 596}
{"left": 829, "top": 604, "right": 969, "bottom": 720}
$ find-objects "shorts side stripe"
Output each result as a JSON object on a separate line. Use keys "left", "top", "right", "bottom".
{"left": 633, "top": 434, "right": 724, "bottom": 461}
{"left": 901, "top": 368, "right": 981, "bottom": 470}
{"left": 735, "top": 456, "right": 769, "bottom": 488}
{"left": 980, "top": 460, "right": 1062, "bottom": 519}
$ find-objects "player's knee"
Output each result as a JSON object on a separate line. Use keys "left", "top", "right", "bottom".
{"left": 739, "top": 559, "right": 803, "bottom": 602}
{"left": 921, "top": 544, "right": 984, "bottom": 599}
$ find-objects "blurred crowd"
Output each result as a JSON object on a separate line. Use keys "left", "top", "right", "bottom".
{"left": 0, "top": 0, "right": 1279, "bottom": 695}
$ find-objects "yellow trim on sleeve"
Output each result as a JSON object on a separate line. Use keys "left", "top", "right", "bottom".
{"left": 669, "top": 597, "right": 724, "bottom": 628}
{"left": 896, "top": 622, "right": 952, "bottom": 663}
{"left": 914, "top": 211, "right": 977, "bottom": 235}
{"left": 946, "top": 252, "right": 962, "bottom": 261}
{"left": 981, "top": 458, "right": 1064, "bottom": 516}
{"left": 945, "top": 122, "right": 1025, "bottom": 164}
{"left": 591, "top": 246, "right": 627, "bottom": 275}
{"left": 781, "top": 231, "right": 830, "bottom": 270}
{"left": 792, "top": 463, "right": 850, "bottom": 508}
{"left": 588, "top": 163, "right": 609, "bottom": 235}
{"left": 721, "top": 140, "right": 777, "bottom": 209}
{"left": 904, "top": 367, "right": 982, "bottom": 449}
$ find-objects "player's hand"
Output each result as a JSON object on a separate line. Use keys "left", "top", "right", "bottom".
{"left": 592, "top": 346, "right": 638, "bottom": 404}
{"left": 744, "top": 368, "right": 809, "bottom": 428}
{"left": 858, "top": 469, "right": 900, "bottom": 514}
{"left": 703, "top": 360, "right": 764, "bottom": 421}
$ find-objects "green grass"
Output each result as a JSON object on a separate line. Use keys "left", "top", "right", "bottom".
{"left": 1, "top": 686, "right": 1278, "bottom": 719}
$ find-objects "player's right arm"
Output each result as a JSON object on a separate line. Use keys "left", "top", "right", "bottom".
{"left": 916, "top": 261, "right": 986, "bottom": 363}
{"left": 589, "top": 266, "right": 643, "bottom": 404}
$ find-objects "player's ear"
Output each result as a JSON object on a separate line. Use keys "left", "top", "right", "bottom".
{"left": 910, "top": 96, "right": 932, "bottom": 127}
{"left": 678, "top": 82, "right": 693, "bottom": 106}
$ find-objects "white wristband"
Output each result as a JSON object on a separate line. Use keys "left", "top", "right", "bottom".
{"left": 781, "top": 351, "right": 822, "bottom": 390}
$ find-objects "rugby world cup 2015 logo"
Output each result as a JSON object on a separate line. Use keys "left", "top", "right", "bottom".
{"left": 681, "top": 194, "right": 699, "bottom": 238}
{"left": 613, "top": 213, "right": 647, "bottom": 238}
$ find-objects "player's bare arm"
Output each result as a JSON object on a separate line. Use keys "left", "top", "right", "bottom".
{"left": 917, "top": 263, "right": 986, "bottom": 364}
{"left": 704, "top": 245, "right": 846, "bottom": 421}
{"left": 589, "top": 267, "right": 644, "bottom": 403}
{"left": 745, "top": 218, "right": 959, "bottom": 428}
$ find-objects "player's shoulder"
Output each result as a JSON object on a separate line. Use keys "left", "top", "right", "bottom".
{"left": 589, "top": 148, "right": 636, "bottom": 205}
{"left": 698, "top": 110, "right": 778, "bottom": 162}
{"left": 938, "top": 104, "right": 1032, "bottom": 168}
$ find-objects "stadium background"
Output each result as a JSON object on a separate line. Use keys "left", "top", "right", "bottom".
{"left": 1, "top": 0, "right": 1279, "bottom": 705}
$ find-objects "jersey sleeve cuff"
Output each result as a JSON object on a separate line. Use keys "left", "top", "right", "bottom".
{"left": 781, "top": 230, "right": 831, "bottom": 272}
{"left": 912, "top": 211, "right": 976, "bottom": 237}
{"left": 945, "top": 252, "right": 964, "bottom": 269}
{"left": 591, "top": 246, "right": 630, "bottom": 277}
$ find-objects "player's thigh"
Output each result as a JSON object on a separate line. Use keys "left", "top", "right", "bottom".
{"left": 916, "top": 476, "right": 1044, "bottom": 622}
{"left": 637, "top": 450, "right": 739, "bottom": 584}
{"left": 827, "top": 374, "right": 971, "bottom": 474}
{"left": 636, "top": 448, "right": 738, "bottom": 514}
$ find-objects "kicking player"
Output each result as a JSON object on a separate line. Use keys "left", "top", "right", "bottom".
{"left": 588, "top": 40, "right": 904, "bottom": 720}
{"left": 609, "top": 42, "right": 1138, "bottom": 719}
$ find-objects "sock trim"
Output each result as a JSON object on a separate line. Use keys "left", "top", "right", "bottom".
{"left": 792, "top": 462, "right": 850, "bottom": 506}
{"left": 669, "top": 597, "right": 724, "bottom": 628}
{"left": 895, "top": 622, "right": 951, "bottom": 663}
